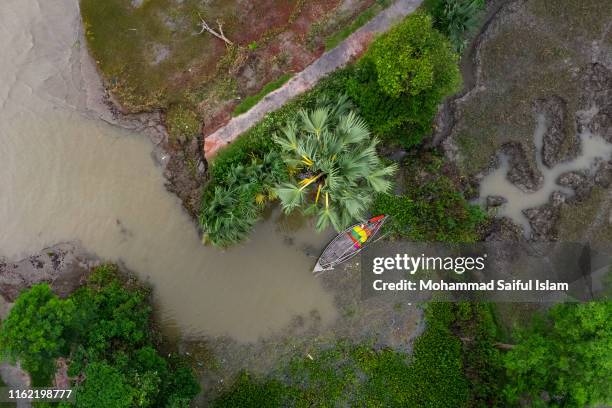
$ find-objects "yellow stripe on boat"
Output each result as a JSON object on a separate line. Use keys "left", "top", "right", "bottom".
{"left": 352, "top": 226, "right": 368, "bottom": 243}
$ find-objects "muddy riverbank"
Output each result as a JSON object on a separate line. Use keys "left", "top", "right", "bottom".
{"left": 436, "top": 0, "right": 612, "bottom": 242}
{"left": 0, "top": 0, "right": 343, "bottom": 342}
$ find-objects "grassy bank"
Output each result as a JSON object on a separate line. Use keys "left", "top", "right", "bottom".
{"left": 232, "top": 73, "right": 294, "bottom": 116}
{"left": 323, "top": 0, "right": 394, "bottom": 51}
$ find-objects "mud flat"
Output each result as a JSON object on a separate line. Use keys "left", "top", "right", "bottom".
{"left": 0, "top": 243, "right": 97, "bottom": 302}
{"left": 441, "top": 0, "right": 612, "bottom": 241}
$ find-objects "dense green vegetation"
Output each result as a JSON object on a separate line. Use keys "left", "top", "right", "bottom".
{"left": 0, "top": 284, "right": 75, "bottom": 385}
{"left": 232, "top": 73, "right": 294, "bottom": 116}
{"left": 423, "top": 0, "right": 486, "bottom": 51}
{"left": 0, "top": 265, "right": 200, "bottom": 407}
{"left": 199, "top": 72, "right": 349, "bottom": 245}
{"left": 212, "top": 302, "right": 503, "bottom": 407}
{"left": 372, "top": 150, "right": 486, "bottom": 242}
{"left": 199, "top": 151, "right": 286, "bottom": 246}
{"left": 503, "top": 302, "right": 612, "bottom": 407}
{"left": 346, "top": 12, "right": 461, "bottom": 146}
{"left": 274, "top": 96, "right": 397, "bottom": 231}
{"left": 201, "top": 12, "right": 462, "bottom": 246}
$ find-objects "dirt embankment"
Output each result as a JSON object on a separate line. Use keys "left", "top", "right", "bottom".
{"left": 0, "top": 243, "right": 97, "bottom": 303}
{"left": 435, "top": 0, "right": 612, "bottom": 242}
{"left": 79, "top": 0, "right": 392, "bottom": 220}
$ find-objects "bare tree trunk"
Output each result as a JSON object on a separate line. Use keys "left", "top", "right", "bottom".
{"left": 195, "top": 13, "right": 233, "bottom": 45}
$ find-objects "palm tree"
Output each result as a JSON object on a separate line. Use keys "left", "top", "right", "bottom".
{"left": 274, "top": 96, "right": 397, "bottom": 232}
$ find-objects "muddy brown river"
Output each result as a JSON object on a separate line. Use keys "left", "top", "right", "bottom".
{"left": 0, "top": 0, "right": 337, "bottom": 342}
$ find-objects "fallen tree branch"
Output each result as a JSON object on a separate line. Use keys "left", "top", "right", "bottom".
{"left": 494, "top": 342, "right": 515, "bottom": 351}
{"left": 195, "top": 13, "right": 233, "bottom": 45}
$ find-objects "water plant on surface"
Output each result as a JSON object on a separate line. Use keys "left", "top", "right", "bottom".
{"left": 273, "top": 96, "right": 397, "bottom": 232}
{"left": 212, "top": 303, "right": 503, "bottom": 407}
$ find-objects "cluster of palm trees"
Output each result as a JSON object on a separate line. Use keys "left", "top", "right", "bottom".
{"left": 200, "top": 95, "right": 396, "bottom": 246}
{"left": 274, "top": 96, "right": 397, "bottom": 232}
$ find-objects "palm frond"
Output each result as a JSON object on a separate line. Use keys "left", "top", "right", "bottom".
{"left": 338, "top": 111, "right": 370, "bottom": 145}
{"left": 366, "top": 163, "right": 399, "bottom": 192}
{"left": 275, "top": 183, "right": 305, "bottom": 213}
{"left": 300, "top": 108, "right": 329, "bottom": 137}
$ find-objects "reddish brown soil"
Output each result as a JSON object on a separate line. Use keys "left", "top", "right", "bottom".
{"left": 200, "top": 0, "right": 349, "bottom": 132}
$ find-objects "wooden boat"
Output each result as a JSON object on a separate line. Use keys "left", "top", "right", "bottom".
{"left": 313, "top": 215, "right": 387, "bottom": 274}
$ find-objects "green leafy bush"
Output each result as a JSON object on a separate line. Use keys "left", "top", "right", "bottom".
{"left": 199, "top": 151, "right": 286, "bottom": 246}
{"left": 0, "top": 284, "right": 75, "bottom": 385}
{"left": 345, "top": 62, "right": 440, "bottom": 146}
{"left": 346, "top": 13, "right": 461, "bottom": 145}
{"left": 366, "top": 13, "right": 460, "bottom": 98}
{"left": 423, "top": 0, "right": 485, "bottom": 51}
{"left": 504, "top": 302, "right": 612, "bottom": 407}
{"left": 0, "top": 265, "right": 200, "bottom": 406}
{"left": 76, "top": 362, "right": 136, "bottom": 408}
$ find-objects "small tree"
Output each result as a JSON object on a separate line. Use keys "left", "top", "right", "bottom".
{"left": 504, "top": 302, "right": 612, "bottom": 407}
{"left": 274, "top": 96, "right": 397, "bottom": 231}
{"left": 346, "top": 13, "right": 461, "bottom": 145}
{"left": 0, "top": 284, "right": 75, "bottom": 384}
{"left": 366, "top": 12, "right": 461, "bottom": 99}
{"left": 76, "top": 362, "right": 135, "bottom": 408}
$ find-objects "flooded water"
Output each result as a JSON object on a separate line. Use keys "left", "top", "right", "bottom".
{"left": 0, "top": 0, "right": 337, "bottom": 342}
{"left": 479, "top": 114, "right": 612, "bottom": 236}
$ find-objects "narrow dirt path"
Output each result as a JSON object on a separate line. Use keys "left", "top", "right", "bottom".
{"left": 204, "top": 0, "right": 423, "bottom": 158}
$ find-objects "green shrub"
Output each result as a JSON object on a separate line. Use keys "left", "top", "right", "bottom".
{"left": 199, "top": 151, "right": 285, "bottom": 246}
{"left": 423, "top": 0, "right": 485, "bottom": 51}
{"left": 345, "top": 62, "right": 442, "bottom": 146}
{"left": 0, "top": 284, "right": 75, "bottom": 385}
{"left": 372, "top": 151, "right": 486, "bottom": 242}
{"left": 166, "top": 105, "right": 201, "bottom": 143}
{"left": 366, "top": 12, "right": 461, "bottom": 98}
{"left": 346, "top": 13, "right": 461, "bottom": 145}
{"left": 76, "top": 362, "right": 136, "bottom": 408}
{"left": 232, "top": 73, "right": 294, "bottom": 116}
{"left": 504, "top": 302, "right": 612, "bottom": 407}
